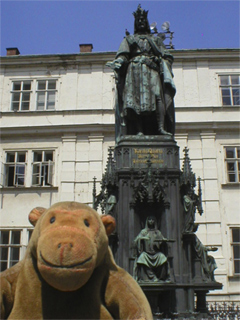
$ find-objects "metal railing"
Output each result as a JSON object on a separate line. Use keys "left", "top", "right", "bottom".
{"left": 208, "top": 301, "right": 240, "bottom": 320}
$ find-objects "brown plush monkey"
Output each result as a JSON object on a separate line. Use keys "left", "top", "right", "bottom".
{"left": 1, "top": 202, "right": 152, "bottom": 320}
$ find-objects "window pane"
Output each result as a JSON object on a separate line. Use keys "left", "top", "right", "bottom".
{"left": 233, "top": 228, "right": 240, "bottom": 243}
{"left": 0, "top": 246, "right": 8, "bottom": 271}
{"left": 28, "top": 230, "right": 33, "bottom": 242}
{"left": 233, "top": 245, "right": 240, "bottom": 259}
{"left": 13, "top": 82, "right": 21, "bottom": 91}
{"left": 16, "top": 165, "right": 25, "bottom": 175}
{"left": 7, "top": 166, "right": 14, "bottom": 187}
{"left": 38, "top": 81, "right": 46, "bottom": 90}
{"left": 222, "top": 96, "right": 231, "bottom": 106}
{"left": 220, "top": 76, "right": 229, "bottom": 85}
{"left": 234, "top": 260, "right": 240, "bottom": 274}
{"left": 227, "top": 162, "right": 235, "bottom": 171}
{"left": 16, "top": 165, "right": 25, "bottom": 185}
{"left": 0, "top": 231, "right": 9, "bottom": 244}
{"left": 11, "top": 231, "right": 20, "bottom": 244}
{"left": 22, "top": 92, "right": 30, "bottom": 102}
{"left": 47, "top": 104, "right": 55, "bottom": 110}
{"left": 37, "top": 105, "right": 44, "bottom": 111}
{"left": 12, "top": 102, "right": 19, "bottom": 111}
{"left": 232, "top": 88, "right": 240, "bottom": 105}
{"left": 7, "top": 153, "right": 15, "bottom": 162}
{"left": 237, "top": 148, "right": 240, "bottom": 158}
{"left": 228, "top": 173, "right": 236, "bottom": 182}
{"left": 45, "top": 152, "right": 53, "bottom": 161}
{"left": 48, "top": 92, "right": 55, "bottom": 102}
{"left": 233, "top": 95, "right": 240, "bottom": 106}
{"left": 47, "top": 92, "right": 55, "bottom": 110}
{"left": 37, "top": 92, "right": 45, "bottom": 110}
{"left": 37, "top": 92, "right": 45, "bottom": 103}
{"left": 226, "top": 148, "right": 235, "bottom": 158}
{"left": 34, "top": 152, "right": 42, "bottom": 162}
{"left": 12, "top": 92, "right": 20, "bottom": 102}
{"left": 10, "top": 247, "right": 20, "bottom": 261}
{"left": 33, "top": 163, "right": 40, "bottom": 175}
{"left": 222, "top": 88, "right": 231, "bottom": 96}
{"left": 21, "top": 102, "right": 30, "bottom": 110}
{"left": 18, "top": 153, "right": 26, "bottom": 162}
{"left": 0, "top": 246, "right": 8, "bottom": 259}
{"left": 48, "top": 81, "right": 56, "bottom": 90}
{"left": 32, "top": 163, "right": 40, "bottom": 185}
{"left": 0, "top": 261, "right": 7, "bottom": 272}
{"left": 231, "top": 75, "right": 240, "bottom": 85}
{"left": 22, "top": 82, "right": 31, "bottom": 90}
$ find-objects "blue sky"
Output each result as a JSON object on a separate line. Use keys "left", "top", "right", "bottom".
{"left": 1, "top": 1, "right": 239, "bottom": 56}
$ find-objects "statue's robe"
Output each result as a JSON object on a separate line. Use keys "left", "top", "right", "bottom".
{"left": 115, "top": 33, "right": 176, "bottom": 139}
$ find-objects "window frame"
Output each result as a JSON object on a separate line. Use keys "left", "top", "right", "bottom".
{"left": 9, "top": 78, "right": 58, "bottom": 112}
{"left": 219, "top": 74, "right": 240, "bottom": 106}
{"left": 0, "top": 230, "right": 22, "bottom": 270}
{"left": 32, "top": 150, "right": 54, "bottom": 187}
{"left": 5, "top": 151, "right": 27, "bottom": 187}
{"left": 10, "top": 80, "right": 32, "bottom": 111}
{"left": 0, "top": 229, "right": 33, "bottom": 272}
{"left": 224, "top": 146, "right": 240, "bottom": 184}
{"left": 36, "top": 79, "right": 57, "bottom": 111}
{"left": 3, "top": 149, "right": 56, "bottom": 188}
{"left": 231, "top": 227, "right": 240, "bottom": 276}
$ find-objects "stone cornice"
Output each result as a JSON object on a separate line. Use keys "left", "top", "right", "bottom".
{"left": 0, "top": 121, "right": 239, "bottom": 139}
{"left": 0, "top": 48, "right": 239, "bottom": 68}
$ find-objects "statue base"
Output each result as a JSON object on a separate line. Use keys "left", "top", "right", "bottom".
{"left": 95, "top": 134, "right": 222, "bottom": 318}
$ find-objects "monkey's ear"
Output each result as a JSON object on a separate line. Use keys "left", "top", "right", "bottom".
{"left": 29, "top": 207, "right": 46, "bottom": 226}
{"left": 101, "top": 215, "right": 116, "bottom": 236}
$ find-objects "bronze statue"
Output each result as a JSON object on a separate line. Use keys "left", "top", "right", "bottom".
{"left": 133, "top": 216, "right": 169, "bottom": 282}
{"left": 183, "top": 189, "right": 201, "bottom": 233}
{"left": 107, "top": 4, "right": 176, "bottom": 141}
{"left": 194, "top": 236, "right": 218, "bottom": 281}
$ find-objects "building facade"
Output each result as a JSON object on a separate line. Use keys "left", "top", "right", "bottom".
{"left": 0, "top": 48, "right": 239, "bottom": 303}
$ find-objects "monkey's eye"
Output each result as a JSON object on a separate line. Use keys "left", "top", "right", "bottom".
{"left": 50, "top": 216, "right": 56, "bottom": 224}
{"left": 84, "top": 219, "right": 90, "bottom": 227}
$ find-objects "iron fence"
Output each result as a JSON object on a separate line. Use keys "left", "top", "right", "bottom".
{"left": 208, "top": 301, "right": 240, "bottom": 320}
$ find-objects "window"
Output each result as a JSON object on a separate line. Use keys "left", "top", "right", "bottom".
{"left": 0, "top": 229, "right": 33, "bottom": 271}
{"left": 231, "top": 228, "right": 240, "bottom": 275}
{"left": 3, "top": 150, "right": 55, "bottom": 188}
{"left": 36, "top": 80, "right": 56, "bottom": 110}
{"left": 220, "top": 75, "right": 240, "bottom": 106}
{"left": 32, "top": 151, "right": 54, "bottom": 186}
{"left": 0, "top": 230, "right": 21, "bottom": 271}
{"left": 225, "top": 147, "right": 240, "bottom": 183}
{"left": 5, "top": 152, "right": 26, "bottom": 187}
{"left": 11, "top": 81, "right": 31, "bottom": 111}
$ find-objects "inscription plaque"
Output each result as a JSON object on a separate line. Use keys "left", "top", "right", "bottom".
{"left": 133, "top": 148, "right": 164, "bottom": 166}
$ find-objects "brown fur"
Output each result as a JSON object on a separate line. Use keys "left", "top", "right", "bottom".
{"left": 1, "top": 202, "right": 152, "bottom": 320}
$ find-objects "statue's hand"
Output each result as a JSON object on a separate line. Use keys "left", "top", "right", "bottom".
{"left": 141, "top": 236, "right": 150, "bottom": 240}
{"left": 106, "top": 58, "right": 124, "bottom": 71}
{"left": 207, "top": 246, "right": 218, "bottom": 252}
{"left": 154, "top": 238, "right": 162, "bottom": 243}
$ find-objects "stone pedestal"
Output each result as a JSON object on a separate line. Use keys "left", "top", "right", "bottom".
{"left": 94, "top": 135, "right": 222, "bottom": 318}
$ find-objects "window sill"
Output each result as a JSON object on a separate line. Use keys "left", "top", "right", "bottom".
{"left": 228, "top": 275, "right": 240, "bottom": 281}
{"left": 0, "top": 186, "right": 58, "bottom": 192}
{"left": 221, "top": 183, "right": 240, "bottom": 189}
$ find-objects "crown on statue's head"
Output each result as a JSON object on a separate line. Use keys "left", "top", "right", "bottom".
{"left": 133, "top": 4, "right": 148, "bottom": 20}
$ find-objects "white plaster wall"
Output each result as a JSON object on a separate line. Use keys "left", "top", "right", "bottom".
{"left": 0, "top": 51, "right": 239, "bottom": 301}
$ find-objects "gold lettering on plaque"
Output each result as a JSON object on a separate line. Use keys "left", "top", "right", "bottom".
{"left": 133, "top": 148, "right": 164, "bottom": 165}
